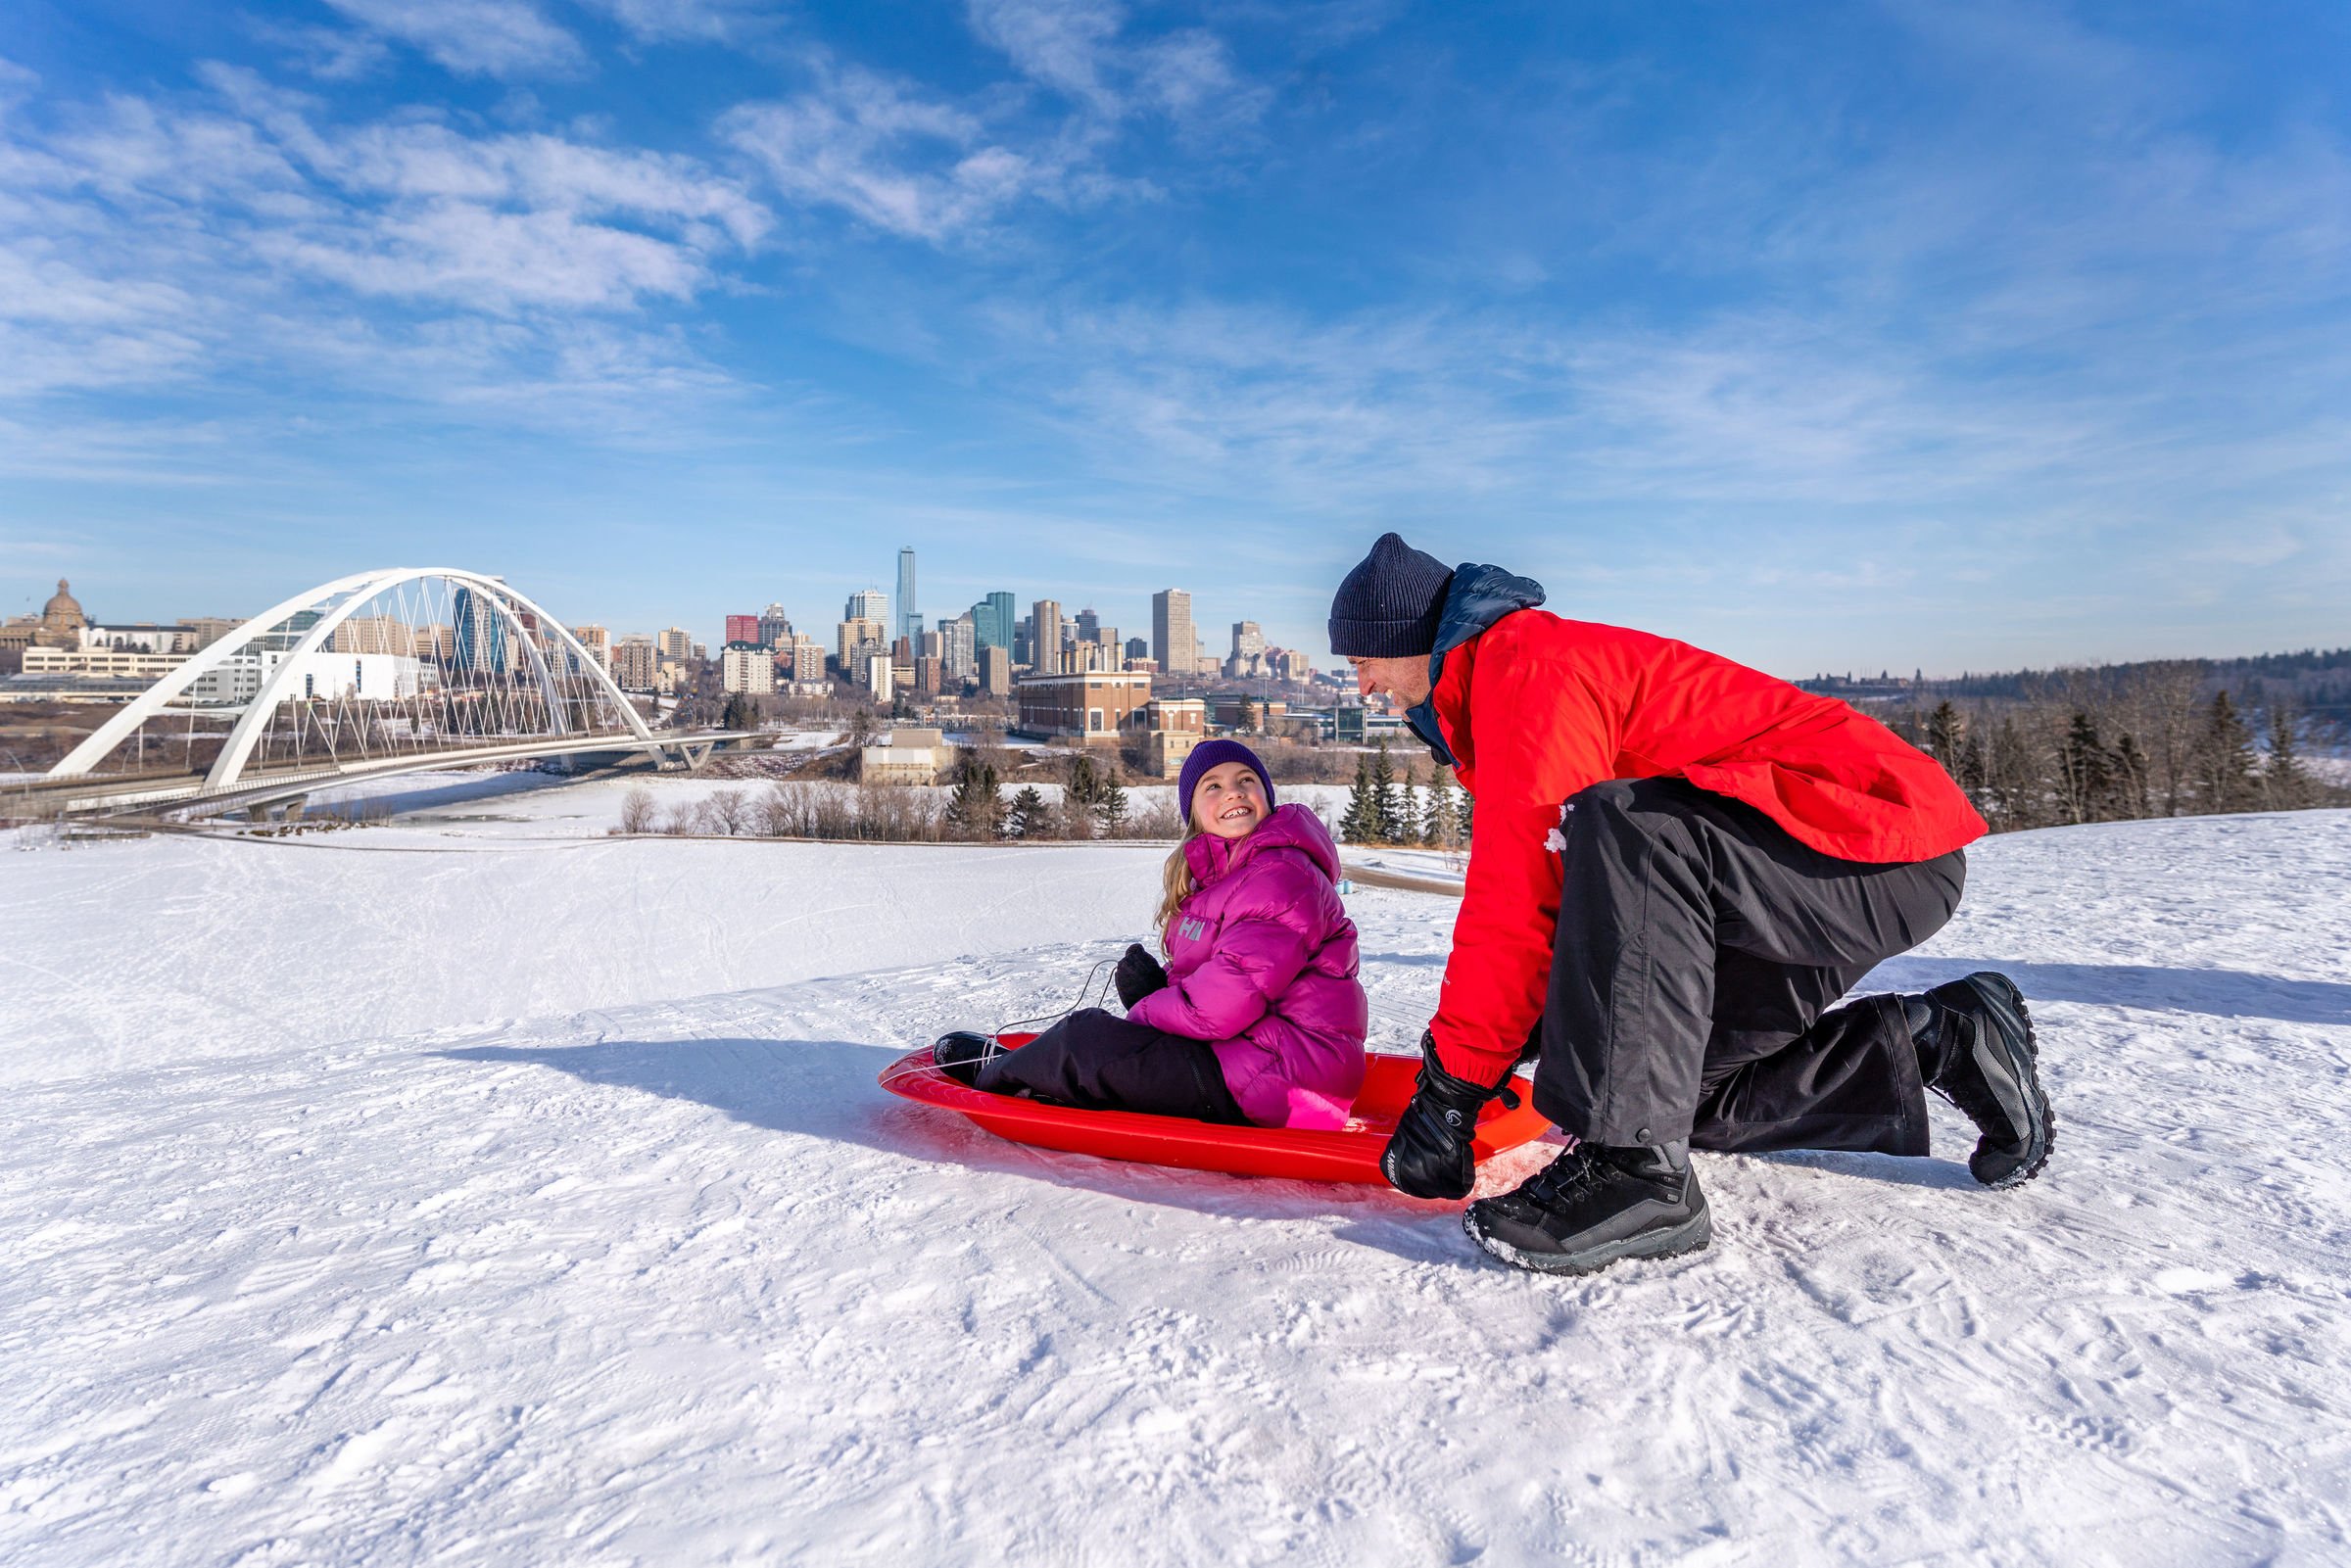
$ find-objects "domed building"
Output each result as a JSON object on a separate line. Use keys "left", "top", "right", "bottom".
{"left": 35, "top": 579, "right": 87, "bottom": 650}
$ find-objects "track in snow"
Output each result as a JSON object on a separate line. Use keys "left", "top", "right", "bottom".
{"left": 4, "top": 776, "right": 2347, "bottom": 1564}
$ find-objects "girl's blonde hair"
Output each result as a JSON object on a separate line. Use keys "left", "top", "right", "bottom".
{"left": 1153, "top": 821, "right": 1202, "bottom": 952}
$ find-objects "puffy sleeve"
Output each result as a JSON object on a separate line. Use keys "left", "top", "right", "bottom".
{"left": 1430, "top": 650, "right": 1618, "bottom": 1084}
{"left": 1126, "top": 860, "right": 1319, "bottom": 1042}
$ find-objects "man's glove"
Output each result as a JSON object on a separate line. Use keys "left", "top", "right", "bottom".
{"left": 1115, "top": 942, "right": 1170, "bottom": 1009}
{"left": 1380, "top": 1031, "right": 1517, "bottom": 1201}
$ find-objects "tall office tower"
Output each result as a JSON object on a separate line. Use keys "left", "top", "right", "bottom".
{"left": 895, "top": 547, "right": 917, "bottom": 642}
{"left": 657, "top": 626, "right": 694, "bottom": 663}
{"left": 758, "top": 603, "right": 792, "bottom": 648}
{"left": 845, "top": 587, "right": 888, "bottom": 625}
{"left": 906, "top": 611, "right": 925, "bottom": 645}
{"left": 1231, "top": 621, "right": 1265, "bottom": 661}
{"left": 452, "top": 586, "right": 509, "bottom": 674}
{"left": 978, "top": 592, "right": 1016, "bottom": 651}
{"left": 1031, "top": 599, "right": 1063, "bottom": 677}
{"left": 1075, "top": 607, "right": 1100, "bottom": 642}
{"left": 980, "top": 644, "right": 1010, "bottom": 696}
{"left": 725, "top": 614, "right": 761, "bottom": 646}
{"left": 941, "top": 613, "right": 977, "bottom": 682}
{"left": 1125, "top": 636, "right": 1148, "bottom": 661}
{"left": 1152, "top": 590, "right": 1194, "bottom": 677}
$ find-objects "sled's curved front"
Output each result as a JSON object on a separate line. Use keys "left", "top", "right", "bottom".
{"left": 879, "top": 1033, "right": 1554, "bottom": 1185}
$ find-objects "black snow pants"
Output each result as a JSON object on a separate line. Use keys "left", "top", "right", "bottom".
{"left": 976, "top": 1008, "right": 1250, "bottom": 1124}
{"left": 1532, "top": 778, "right": 1965, "bottom": 1155}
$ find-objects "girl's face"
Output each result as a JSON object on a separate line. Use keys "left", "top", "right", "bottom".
{"left": 1192, "top": 761, "right": 1269, "bottom": 840}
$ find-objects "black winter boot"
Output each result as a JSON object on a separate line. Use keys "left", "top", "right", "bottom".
{"left": 1380, "top": 1033, "right": 1517, "bottom": 1201}
{"left": 932, "top": 1030, "right": 1000, "bottom": 1087}
{"left": 1906, "top": 972, "right": 2053, "bottom": 1189}
{"left": 1463, "top": 1140, "right": 1711, "bottom": 1275}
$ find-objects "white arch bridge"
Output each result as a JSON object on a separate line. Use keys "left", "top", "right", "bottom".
{"left": 35, "top": 568, "right": 753, "bottom": 817}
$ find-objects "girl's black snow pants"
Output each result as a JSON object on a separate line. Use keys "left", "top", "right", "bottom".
{"left": 1533, "top": 778, "right": 1967, "bottom": 1155}
{"left": 976, "top": 1008, "right": 1250, "bottom": 1124}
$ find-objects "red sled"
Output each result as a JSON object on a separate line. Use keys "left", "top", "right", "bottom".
{"left": 879, "top": 1031, "right": 1555, "bottom": 1185}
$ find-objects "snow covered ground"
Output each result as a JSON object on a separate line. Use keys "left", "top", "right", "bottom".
{"left": 5, "top": 774, "right": 2349, "bottom": 1564}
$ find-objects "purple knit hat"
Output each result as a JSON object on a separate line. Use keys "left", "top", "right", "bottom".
{"left": 1177, "top": 739, "right": 1276, "bottom": 828}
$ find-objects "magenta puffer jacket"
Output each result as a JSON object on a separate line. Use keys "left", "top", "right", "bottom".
{"left": 1124, "top": 803, "right": 1368, "bottom": 1129}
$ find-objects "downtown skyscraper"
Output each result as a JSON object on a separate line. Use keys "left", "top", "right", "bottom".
{"left": 1152, "top": 589, "right": 1194, "bottom": 677}
{"left": 894, "top": 546, "right": 918, "bottom": 643}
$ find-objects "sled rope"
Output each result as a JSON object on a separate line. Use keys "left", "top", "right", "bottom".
{"left": 878, "top": 957, "right": 1120, "bottom": 1087}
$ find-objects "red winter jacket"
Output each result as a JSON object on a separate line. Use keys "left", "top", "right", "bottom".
{"left": 1415, "top": 567, "right": 1986, "bottom": 1087}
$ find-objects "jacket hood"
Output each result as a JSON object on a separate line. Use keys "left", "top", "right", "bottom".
{"left": 1406, "top": 562, "right": 1546, "bottom": 765}
{"left": 1183, "top": 801, "right": 1341, "bottom": 886}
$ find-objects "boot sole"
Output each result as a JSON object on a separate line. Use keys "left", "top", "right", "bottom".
{"left": 1463, "top": 1202, "right": 1713, "bottom": 1277}
{"left": 1955, "top": 973, "right": 2055, "bottom": 1190}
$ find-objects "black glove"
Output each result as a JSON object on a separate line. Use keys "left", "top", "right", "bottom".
{"left": 1115, "top": 942, "right": 1169, "bottom": 1009}
{"left": 1380, "top": 1031, "right": 1516, "bottom": 1200}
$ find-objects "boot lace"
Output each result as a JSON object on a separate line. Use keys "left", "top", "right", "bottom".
{"left": 1522, "top": 1147, "right": 1609, "bottom": 1212}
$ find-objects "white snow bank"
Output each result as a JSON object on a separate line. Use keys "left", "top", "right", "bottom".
{"left": 3, "top": 790, "right": 2348, "bottom": 1564}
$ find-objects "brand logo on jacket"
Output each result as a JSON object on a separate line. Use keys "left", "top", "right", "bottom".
{"left": 1179, "top": 918, "right": 1207, "bottom": 942}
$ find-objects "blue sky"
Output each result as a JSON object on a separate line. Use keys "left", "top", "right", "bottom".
{"left": 3, "top": 1, "right": 2346, "bottom": 674}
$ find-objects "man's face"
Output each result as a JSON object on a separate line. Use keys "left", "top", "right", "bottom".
{"left": 1350, "top": 654, "right": 1433, "bottom": 708}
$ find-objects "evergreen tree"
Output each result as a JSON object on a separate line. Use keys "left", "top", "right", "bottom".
{"left": 1062, "top": 753, "right": 1104, "bottom": 839}
{"left": 1370, "top": 739, "right": 1400, "bottom": 843}
{"left": 2057, "top": 710, "right": 2112, "bottom": 825}
{"left": 1459, "top": 778, "right": 1474, "bottom": 841}
{"left": 2264, "top": 701, "right": 2311, "bottom": 810}
{"left": 721, "top": 691, "right": 759, "bottom": 732}
{"left": 1235, "top": 696, "right": 1257, "bottom": 732}
{"left": 2200, "top": 690, "right": 2255, "bottom": 812}
{"left": 1925, "top": 700, "right": 1965, "bottom": 775}
{"left": 1956, "top": 726, "right": 1989, "bottom": 800}
{"left": 1425, "top": 767, "right": 1463, "bottom": 849}
{"left": 1340, "top": 753, "right": 1376, "bottom": 843}
{"left": 1095, "top": 762, "right": 1130, "bottom": 835}
{"left": 1004, "top": 785, "right": 1047, "bottom": 839}
{"left": 946, "top": 756, "right": 1002, "bottom": 839}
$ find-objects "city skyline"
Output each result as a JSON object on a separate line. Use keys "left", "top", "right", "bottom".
{"left": 7, "top": 6, "right": 2349, "bottom": 673}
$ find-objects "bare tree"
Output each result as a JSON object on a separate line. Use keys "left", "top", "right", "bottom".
{"left": 706, "top": 787, "right": 749, "bottom": 836}
{"left": 616, "top": 787, "right": 657, "bottom": 835}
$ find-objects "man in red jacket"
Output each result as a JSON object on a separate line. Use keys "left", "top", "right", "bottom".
{"left": 1328, "top": 533, "right": 2053, "bottom": 1276}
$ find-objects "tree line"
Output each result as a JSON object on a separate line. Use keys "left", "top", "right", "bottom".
{"left": 1338, "top": 739, "right": 1471, "bottom": 848}
{"left": 1888, "top": 663, "right": 2338, "bottom": 832}
{"left": 615, "top": 751, "right": 1178, "bottom": 843}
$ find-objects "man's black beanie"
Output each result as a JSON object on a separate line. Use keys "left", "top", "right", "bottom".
{"left": 1327, "top": 532, "right": 1454, "bottom": 658}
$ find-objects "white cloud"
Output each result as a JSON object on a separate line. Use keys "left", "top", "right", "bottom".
{"left": 721, "top": 66, "right": 1060, "bottom": 241}
{"left": 318, "top": 0, "right": 586, "bottom": 79}
{"left": 966, "top": 0, "right": 1267, "bottom": 130}
{"left": 968, "top": 0, "right": 1125, "bottom": 113}
{"left": 0, "top": 66, "right": 772, "bottom": 438}
{"left": 574, "top": 0, "right": 782, "bottom": 44}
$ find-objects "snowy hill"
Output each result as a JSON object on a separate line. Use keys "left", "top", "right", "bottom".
{"left": 5, "top": 779, "right": 2348, "bottom": 1564}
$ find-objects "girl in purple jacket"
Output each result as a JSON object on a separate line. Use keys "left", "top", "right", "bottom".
{"left": 936, "top": 740, "right": 1368, "bottom": 1128}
